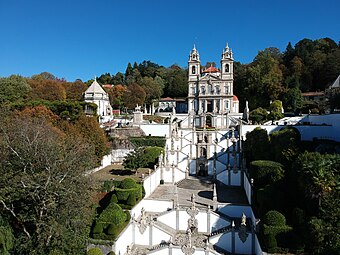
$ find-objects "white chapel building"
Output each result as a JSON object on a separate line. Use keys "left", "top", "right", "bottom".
{"left": 84, "top": 78, "right": 113, "bottom": 123}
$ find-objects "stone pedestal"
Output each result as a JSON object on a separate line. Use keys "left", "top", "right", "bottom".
{"left": 133, "top": 111, "right": 143, "bottom": 124}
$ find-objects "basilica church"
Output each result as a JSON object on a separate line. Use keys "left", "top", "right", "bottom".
{"left": 186, "top": 44, "right": 239, "bottom": 129}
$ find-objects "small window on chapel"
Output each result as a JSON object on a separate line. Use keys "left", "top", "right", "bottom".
{"left": 225, "top": 64, "right": 229, "bottom": 73}
{"left": 192, "top": 66, "right": 196, "bottom": 74}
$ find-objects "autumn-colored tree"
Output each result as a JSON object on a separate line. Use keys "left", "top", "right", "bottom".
{"left": 28, "top": 78, "right": 66, "bottom": 101}
{"left": 124, "top": 83, "right": 146, "bottom": 109}
{"left": 63, "top": 80, "right": 87, "bottom": 100}
{"left": 72, "top": 115, "right": 110, "bottom": 161}
{"left": 0, "top": 114, "right": 96, "bottom": 254}
{"left": 16, "top": 105, "right": 59, "bottom": 123}
{"left": 106, "top": 84, "right": 126, "bottom": 109}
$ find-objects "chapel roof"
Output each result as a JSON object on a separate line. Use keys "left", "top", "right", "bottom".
{"left": 85, "top": 79, "right": 107, "bottom": 95}
{"left": 329, "top": 74, "right": 340, "bottom": 89}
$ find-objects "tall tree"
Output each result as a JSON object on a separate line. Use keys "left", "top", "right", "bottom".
{"left": 0, "top": 114, "right": 96, "bottom": 254}
{"left": 0, "top": 75, "right": 31, "bottom": 103}
{"left": 246, "top": 49, "right": 284, "bottom": 108}
{"left": 140, "top": 76, "right": 164, "bottom": 103}
{"left": 123, "top": 83, "right": 146, "bottom": 109}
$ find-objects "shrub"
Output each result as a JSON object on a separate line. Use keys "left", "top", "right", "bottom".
{"left": 250, "top": 160, "right": 284, "bottom": 187}
{"left": 263, "top": 210, "right": 286, "bottom": 226}
{"left": 106, "top": 224, "right": 116, "bottom": 235}
{"left": 92, "top": 222, "right": 104, "bottom": 234}
{"left": 107, "top": 252, "right": 116, "bottom": 255}
{"left": 110, "top": 194, "right": 118, "bottom": 204}
{"left": 87, "top": 247, "right": 103, "bottom": 255}
{"left": 265, "top": 234, "right": 277, "bottom": 249}
{"left": 142, "top": 146, "right": 163, "bottom": 168}
{"left": 115, "top": 188, "right": 131, "bottom": 201}
{"left": 98, "top": 204, "right": 126, "bottom": 225}
{"left": 129, "top": 136, "right": 166, "bottom": 148}
{"left": 120, "top": 178, "right": 137, "bottom": 189}
{"left": 103, "top": 180, "right": 115, "bottom": 192}
{"left": 160, "top": 179, "right": 164, "bottom": 185}
{"left": 125, "top": 211, "right": 131, "bottom": 222}
{"left": 127, "top": 192, "right": 136, "bottom": 206}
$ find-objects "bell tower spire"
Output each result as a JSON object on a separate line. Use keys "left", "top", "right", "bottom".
{"left": 221, "top": 42, "right": 234, "bottom": 80}
{"left": 188, "top": 45, "right": 200, "bottom": 81}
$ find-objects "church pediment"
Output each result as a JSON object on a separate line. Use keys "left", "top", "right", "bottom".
{"left": 199, "top": 74, "right": 221, "bottom": 82}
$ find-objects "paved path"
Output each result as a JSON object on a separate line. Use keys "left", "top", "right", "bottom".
{"left": 148, "top": 177, "right": 248, "bottom": 208}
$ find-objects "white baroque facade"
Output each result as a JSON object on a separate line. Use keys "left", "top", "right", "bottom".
{"left": 186, "top": 44, "right": 239, "bottom": 129}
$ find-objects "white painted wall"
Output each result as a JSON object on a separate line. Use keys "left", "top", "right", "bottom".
{"left": 152, "top": 225, "right": 171, "bottom": 245}
{"left": 209, "top": 232, "right": 232, "bottom": 251}
{"left": 197, "top": 212, "right": 208, "bottom": 233}
{"left": 143, "top": 166, "right": 162, "bottom": 197}
{"left": 134, "top": 225, "right": 150, "bottom": 245}
{"left": 178, "top": 211, "right": 189, "bottom": 231}
{"left": 111, "top": 149, "right": 132, "bottom": 163}
{"left": 158, "top": 211, "right": 176, "bottom": 229}
{"left": 131, "top": 200, "right": 173, "bottom": 219}
{"left": 139, "top": 124, "right": 170, "bottom": 137}
{"left": 114, "top": 223, "right": 133, "bottom": 255}
{"left": 210, "top": 212, "right": 230, "bottom": 232}
{"left": 235, "top": 232, "right": 252, "bottom": 254}
{"left": 243, "top": 174, "right": 252, "bottom": 205}
{"left": 218, "top": 205, "right": 253, "bottom": 221}
{"left": 86, "top": 154, "right": 112, "bottom": 175}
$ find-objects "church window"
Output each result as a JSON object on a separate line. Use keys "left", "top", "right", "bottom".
{"left": 225, "top": 100, "right": 230, "bottom": 109}
{"left": 215, "top": 86, "right": 220, "bottom": 94}
{"left": 225, "top": 64, "right": 229, "bottom": 73}
{"left": 225, "top": 85, "right": 229, "bottom": 94}
{"left": 192, "top": 66, "right": 196, "bottom": 74}
{"left": 191, "top": 87, "right": 195, "bottom": 95}
{"left": 201, "top": 86, "right": 205, "bottom": 95}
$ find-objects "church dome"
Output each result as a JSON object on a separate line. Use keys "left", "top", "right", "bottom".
{"left": 202, "top": 66, "right": 220, "bottom": 73}
{"left": 233, "top": 95, "right": 239, "bottom": 101}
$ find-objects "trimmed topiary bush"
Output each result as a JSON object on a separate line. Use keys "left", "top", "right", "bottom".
{"left": 125, "top": 211, "right": 131, "bottom": 222}
{"left": 120, "top": 178, "right": 137, "bottom": 189}
{"left": 115, "top": 188, "right": 131, "bottom": 201}
{"left": 98, "top": 203, "right": 126, "bottom": 225}
{"left": 263, "top": 210, "right": 286, "bottom": 226}
{"left": 264, "top": 234, "right": 277, "bottom": 250}
{"left": 127, "top": 192, "right": 136, "bottom": 206}
{"left": 92, "top": 222, "right": 104, "bottom": 234}
{"left": 110, "top": 194, "right": 118, "bottom": 204}
{"left": 87, "top": 247, "right": 103, "bottom": 255}
{"left": 106, "top": 224, "right": 116, "bottom": 235}
{"left": 262, "top": 210, "right": 292, "bottom": 252}
{"left": 250, "top": 160, "right": 284, "bottom": 187}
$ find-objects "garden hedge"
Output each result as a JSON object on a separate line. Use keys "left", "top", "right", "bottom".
{"left": 87, "top": 247, "right": 103, "bottom": 255}
{"left": 129, "top": 136, "right": 166, "bottom": 148}
{"left": 250, "top": 160, "right": 284, "bottom": 187}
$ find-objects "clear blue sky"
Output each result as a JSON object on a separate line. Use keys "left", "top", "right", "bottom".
{"left": 0, "top": 0, "right": 339, "bottom": 82}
